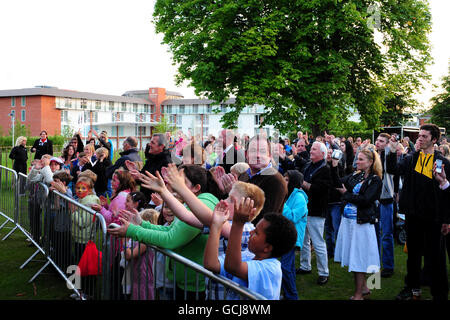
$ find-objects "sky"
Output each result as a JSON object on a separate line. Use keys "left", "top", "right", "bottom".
{"left": 0, "top": 0, "right": 449, "bottom": 108}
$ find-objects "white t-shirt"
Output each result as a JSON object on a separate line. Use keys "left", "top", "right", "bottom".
{"left": 218, "top": 255, "right": 281, "bottom": 300}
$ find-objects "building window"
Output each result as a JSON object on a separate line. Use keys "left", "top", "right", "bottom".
{"left": 65, "top": 98, "right": 72, "bottom": 108}
{"left": 21, "top": 96, "right": 26, "bottom": 107}
{"left": 193, "top": 104, "right": 198, "bottom": 114}
{"left": 109, "top": 101, "right": 115, "bottom": 111}
{"left": 121, "top": 102, "right": 127, "bottom": 112}
{"left": 21, "top": 110, "right": 26, "bottom": 122}
{"left": 11, "top": 97, "right": 15, "bottom": 107}
{"left": 81, "top": 99, "right": 87, "bottom": 109}
{"left": 61, "top": 110, "right": 68, "bottom": 122}
{"left": 135, "top": 126, "right": 146, "bottom": 136}
{"left": 144, "top": 104, "right": 149, "bottom": 113}
{"left": 95, "top": 100, "right": 101, "bottom": 110}
{"left": 255, "top": 115, "right": 263, "bottom": 126}
{"left": 133, "top": 103, "right": 138, "bottom": 113}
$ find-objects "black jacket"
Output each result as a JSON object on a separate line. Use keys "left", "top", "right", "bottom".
{"left": 106, "top": 148, "right": 142, "bottom": 179}
{"left": 9, "top": 145, "right": 28, "bottom": 174}
{"left": 140, "top": 149, "right": 172, "bottom": 200}
{"left": 301, "top": 160, "right": 331, "bottom": 218}
{"left": 339, "top": 171, "right": 382, "bottom": 224}
{"left": 386, "top": 150, "right": 450, "bottom": 224}
{"left": 92, "top": 158, "right": 112, "bottom": 195}
{"left": 31, "top": 138, "right": 53, "bottom": 160}
{"left": 217, "top": 146, "right": 246, "bottom": 174}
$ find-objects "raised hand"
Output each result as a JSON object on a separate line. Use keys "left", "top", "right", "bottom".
{"left": 221, "top": 173, "right": 237, "bottom": 194}
{"left": 211, "top": 200, "right": 230, "bottom": 228}
{"left": 212, "top": 166, "right": 227, "bottom": 193}
{"left": 151, "top": 192, "right": 163, "bottom": 206}
{"left": 233, "top": 197, "right": 256, "bottom": 224}
{"left": 140, "top": 170, "right": 167, "bottom": 194}
{"left": 164, "top": 163, "right": 186, "bottom": 191}
{"left": 129, "top": 169, "right": 142, "bottom": 182}
{"left": 99, "top": 195, "right": 108, "bottom": 207}
{"left": 433, "top": 162, "right": 447, "bottom": 186}
{"left": 50, "top": 180, "right": 67, "bottom": 193}
{"left": 119, "top": 208, "right": 142, "bottom": 226}
{"left": 125, "top": 160, "right": 137, "bottom": 171}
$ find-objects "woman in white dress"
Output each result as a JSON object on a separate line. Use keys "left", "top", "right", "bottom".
{"left": 331, "top": 148, "right": 383, "bottom": 300}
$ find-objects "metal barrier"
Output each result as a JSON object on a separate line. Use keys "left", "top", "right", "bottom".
{"left": 0, "top": 165, "right": 267, "bottom": 300}
{"left": 0, "top": 166, "right": 18, "bottom": 240}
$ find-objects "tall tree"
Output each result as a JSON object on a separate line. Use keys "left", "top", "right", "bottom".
{"left": 430, "top": 62, "right": 450, "bottom": 132}
{"left": 153, "top": 0, "right": 432, "bottom": 136}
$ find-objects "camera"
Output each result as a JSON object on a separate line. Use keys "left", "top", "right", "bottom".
{"left": 331, "top": 149, "right": 343, "bottom": 160}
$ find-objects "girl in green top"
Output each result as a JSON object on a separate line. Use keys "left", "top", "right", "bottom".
{"left": 109, "top": 165, "right": 219, "bottom": 300}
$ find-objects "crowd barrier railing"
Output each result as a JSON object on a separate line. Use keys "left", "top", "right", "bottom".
{"left": 0, "top": 166, "right": 18, "bottom": 240}
{"left": 0, "top": 165, "right": 266, "bottom": 300}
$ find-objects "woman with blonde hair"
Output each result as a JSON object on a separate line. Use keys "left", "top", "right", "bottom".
{"left": 9, "top": 136, "right": 28, "bottom": 174}
{"left": 331, "top": 148, "right": 382, "bottom": 300}
{"left": 438, "top": 143, "right": 450, "bottom": 161}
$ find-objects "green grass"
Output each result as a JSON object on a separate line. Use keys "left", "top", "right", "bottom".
{"left": 294, "top": 243, "right": 443, "bottom": 300}
{"left": 0, "top": 224, "right": 71, "bottom": 300}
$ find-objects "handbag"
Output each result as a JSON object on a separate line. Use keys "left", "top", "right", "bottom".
{"left": 76, "top": 214, "right": 102, "bottom": 276}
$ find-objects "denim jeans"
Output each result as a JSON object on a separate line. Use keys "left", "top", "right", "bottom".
{"left": 281, "top": 248, "right": 298, "bottom": 300}
{"left": 325, "top": 204, "right": 342, "bottom": 257}
{"left": 379, "top": 203, "right": 394, "bottom": 270}
{"left": 300, "top": 216, "right": 329, "bottom": 277}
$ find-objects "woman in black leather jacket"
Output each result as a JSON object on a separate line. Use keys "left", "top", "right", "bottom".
{"left": 331, "top": 147, "right": 382, "bottom": 300}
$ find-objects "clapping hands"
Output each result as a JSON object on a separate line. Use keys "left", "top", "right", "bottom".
{"left": 211, "top": 200, "right": 230, "bottom": 229}
{"left": 233, "top": 197, "right": 257, "bottom": 224}
{"left": 212, "top": 166, "right": 237, "bottom": 194}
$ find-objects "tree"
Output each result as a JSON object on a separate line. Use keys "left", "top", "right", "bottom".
{"left": 429, "top": 62, "right": 450, "bottom": 132}
{"left": 153, "top": 114, "right": 176, "bottom": 134}
{"left": 153, "top": 0, "right": 432, "bottom": 136}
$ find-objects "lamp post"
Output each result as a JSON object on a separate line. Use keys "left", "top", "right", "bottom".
{"left": 9, "top": 113, "right": 15, "bottom": 147}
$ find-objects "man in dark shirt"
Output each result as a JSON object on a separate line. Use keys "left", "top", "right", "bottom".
{"left": 387, "top": 124, "right": 449, "bottom": 301}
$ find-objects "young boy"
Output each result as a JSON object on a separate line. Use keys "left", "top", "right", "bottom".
{"left": 204, "top": 198, "right": 297, "bottom": 300}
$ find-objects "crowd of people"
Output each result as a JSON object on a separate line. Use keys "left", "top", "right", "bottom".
{"left": 8, "top": 124, "right": 449, "bottom": 301}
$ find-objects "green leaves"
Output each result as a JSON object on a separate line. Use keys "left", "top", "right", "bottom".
{"left": 153, "top": 0, "right": 433, "bottom": 136}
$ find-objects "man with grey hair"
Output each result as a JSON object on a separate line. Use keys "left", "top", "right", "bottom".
{"left": 297, "top": 141, "right": 332, "bottom": 285}
{"left": 105, "top": 136, "right": 142, "bottom": 179}
{"left": 140, "top": 133, "right": 172, "bottom": 201}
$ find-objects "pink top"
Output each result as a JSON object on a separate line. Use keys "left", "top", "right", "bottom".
{"left": 100, "top": 190, "right": 130, "bottom": 225}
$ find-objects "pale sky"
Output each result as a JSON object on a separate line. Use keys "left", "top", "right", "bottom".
{"left": 0, "top": 0, "right": 448, "bottom": 108}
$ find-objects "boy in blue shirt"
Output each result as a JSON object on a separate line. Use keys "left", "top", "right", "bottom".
{"left": 204, "top": 198, "right": 297, "bottom": 300}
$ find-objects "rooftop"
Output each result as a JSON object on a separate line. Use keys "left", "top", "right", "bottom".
{"left": 0, "top": 87, "right": 154, "bottom": 105}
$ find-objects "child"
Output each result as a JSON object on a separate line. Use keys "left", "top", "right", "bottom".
{"left": 154, "top": 204, "right": 175, "bottom": 300}
{"left": 125, "top": 191, "right": 148, "bottom": 213}
{"left": 123, "top": 209, "right": 159, "bottom": 300}
{"left": 204, "top": 198, "right": 297, "bottom": 300}
{"left": 91, "top": 147, "right": 112, "bottom": 197}
{"left": 137, "top": 163, "right": 266, "bottom": 299}
{"left": 230, "top": 162, "right": 250, "bottom": 179}
{"left": 76, "top": 170, "right": 97, "bottom": 198}
{"left": 109, "top": 164, "right": 219, "bottom": 300}
{"left": 281, "top": 170, "right": 308, "bottom": 300}
{"left": 49, "top": 170, "right": 74, "bottom": 271}
{"left": 71, "top": 176, "right": 100, "bottom": 300}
